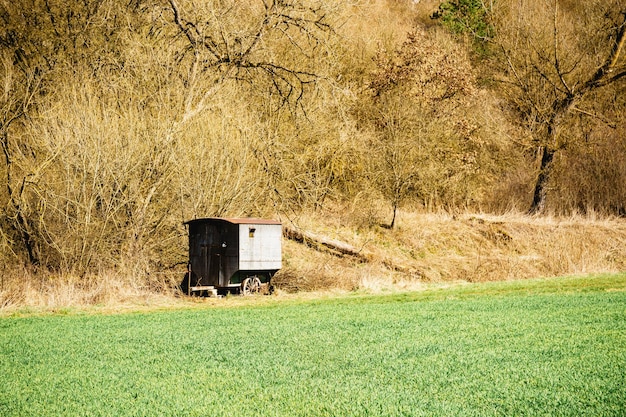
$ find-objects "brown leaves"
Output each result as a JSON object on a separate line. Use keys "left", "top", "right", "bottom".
{"left": 370, "top": 28, "right": 476, "bottom": 102}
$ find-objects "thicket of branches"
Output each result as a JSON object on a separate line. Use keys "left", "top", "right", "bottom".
{"left": 0, "top": 0, "right": 624, "bottom": 281}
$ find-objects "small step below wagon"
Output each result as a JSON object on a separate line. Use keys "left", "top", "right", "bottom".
{"left": 189, "top": 286, "right": 218, "bottom": 297}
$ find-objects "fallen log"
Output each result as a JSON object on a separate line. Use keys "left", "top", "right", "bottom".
{"left": 283, "top": 225, "right": 370, "bottom": 261}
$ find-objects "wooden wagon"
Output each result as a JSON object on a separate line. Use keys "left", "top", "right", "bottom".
{"left": 182, "top": 218, "right": 282, "bottom": 296}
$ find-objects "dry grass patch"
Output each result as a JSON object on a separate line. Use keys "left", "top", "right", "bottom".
{"left": 278, "top": 208, "right": 626, "bottom": 292}
{"left": 2, "top": 207, "right": 626, "bottom": 313}
{"left": 0, "top": 267, "right": 183, "bottom": 314}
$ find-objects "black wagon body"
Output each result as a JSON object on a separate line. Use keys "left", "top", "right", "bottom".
{"left": 183, "top": 217, "right": 282, "bottom": 295}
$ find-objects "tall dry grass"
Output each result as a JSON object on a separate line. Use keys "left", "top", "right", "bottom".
{"left": 2, "top": 205, "right": 625, "bottom": 313}
{"left": 0, "top": 266, "right": 184, "bottom": 312}
{"left": 276, "top": 205, "right": 626, "bottom": 293}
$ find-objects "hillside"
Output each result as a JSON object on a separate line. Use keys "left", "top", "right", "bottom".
{"left": 275, "top": 209, "right": 626, "bottom": 291}
{"left": 0, "top": 0, "right": 625, "bottom": 301}
{"left": 2, "top": 207, "right": 625, "bottom": 313}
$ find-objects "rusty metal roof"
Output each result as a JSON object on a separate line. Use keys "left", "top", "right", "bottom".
{"left": 184, "top": 217, "right": 281, "bottom": 225}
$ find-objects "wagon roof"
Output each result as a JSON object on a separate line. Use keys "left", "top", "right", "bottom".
{"left": 184, "top": 217, "right": 281, "bottom": 226}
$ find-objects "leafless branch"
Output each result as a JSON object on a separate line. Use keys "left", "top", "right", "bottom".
{"left": 584, "top": 11, "right": 626, "bottom": 92}
{"left": 168, "top": 0, "right": 195, "bottom": 47}
{"left": 571, "top": 106, "right": 618, "bottom": 129}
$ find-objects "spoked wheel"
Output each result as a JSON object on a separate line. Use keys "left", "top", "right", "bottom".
{"left": 241, "top": 276, "right": 262, "bottom": 296}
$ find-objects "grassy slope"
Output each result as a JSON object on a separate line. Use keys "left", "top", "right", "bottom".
{"left": 1, "top": 274, "right": 625, "bottom": 416}
{"left": 275, "top": 211, "right": 626, "bottom": 292}
{"left": 2, "top": 211, "right": 625, "bottom": 312}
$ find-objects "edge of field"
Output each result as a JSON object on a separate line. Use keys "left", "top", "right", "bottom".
{"left": 2, "top": 272, "right": 625, "bottom": 318}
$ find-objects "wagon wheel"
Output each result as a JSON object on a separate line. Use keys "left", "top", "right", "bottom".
{"left": 241, "top": 276, "right": 262, "bottom": 296}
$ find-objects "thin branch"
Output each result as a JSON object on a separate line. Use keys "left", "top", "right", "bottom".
{"left": 501, "top": 46, "right": 546, "bottom": 120}
{"left": 593, "top": 68, "right": 626, "bottom": 88}
{"left": 584, "top": 11, "right": 626, "bottom": 92}
{"left": 571, "top": 106, "right": 618, "bottom": 129}
{"left": 552, "top": 0, "right": 572, "bottom": 95}
{"left": 168, "top": 0, "right": 196, "bottom": 47}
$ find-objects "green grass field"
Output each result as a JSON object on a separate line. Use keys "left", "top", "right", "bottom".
{"left": 1, "top": 274, "right": 625, "bottom": 416}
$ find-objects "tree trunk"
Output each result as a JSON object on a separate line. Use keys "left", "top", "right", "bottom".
{"left": 389, "top": 202, "right": 398, "bottom": 229}
{"left": 529, "top": 145, "right": 555, "bottom": 214}
{"left": 283, "top": 225, "right": 370, "bottom": 261}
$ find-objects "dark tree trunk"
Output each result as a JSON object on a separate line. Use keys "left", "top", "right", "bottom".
{"left": 529, "top": 145, "right": 555, "bottom": 214}
{"left": 503, "top": 9, "right": 626, "bottom": 215}
{"left": 389, "top": 202, "right": 398, "bottom": 229}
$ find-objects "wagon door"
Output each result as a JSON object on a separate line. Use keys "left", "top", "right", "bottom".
{"left": 202, "top": 241, "right": 224, "bottom": 286}
{"left": 191, "top": 222, "right": 226, "bottom": 287}
{"left": 207, "top": 245, "right": 221, "bottom": 285}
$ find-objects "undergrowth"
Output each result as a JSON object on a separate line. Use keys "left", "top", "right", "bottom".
{"left": 1, "top": 209, "right": 626, "bottom": 313}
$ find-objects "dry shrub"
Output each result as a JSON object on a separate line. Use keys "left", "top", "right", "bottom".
{"left": 549, "top": 125, "right": 626, "bottom": 215}
{"left": 0, "top": 265, "right": 183, "bottom": 313}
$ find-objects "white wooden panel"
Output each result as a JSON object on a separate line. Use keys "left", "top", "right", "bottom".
{"left": 238, "top": 224, "right": 282, "bottom": 270}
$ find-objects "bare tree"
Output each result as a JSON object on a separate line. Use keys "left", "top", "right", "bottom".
{"left": 492, "top": 1, "right": 626, "bottom": 213}
{"left": 164, "top": 0, "right": 332, "bottom": 124}
{"left": 363, "top": 28, "right": 490, "bottom": 226}
{"left": 0, "top": 55, "right": 42, "bottom": 265}
{"left": 0, "top": 1, "right": 57, "bottom": 265}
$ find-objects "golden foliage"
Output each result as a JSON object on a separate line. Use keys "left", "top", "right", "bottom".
{"left": 0, "top": 0, "right": 624, "bottom": 306}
